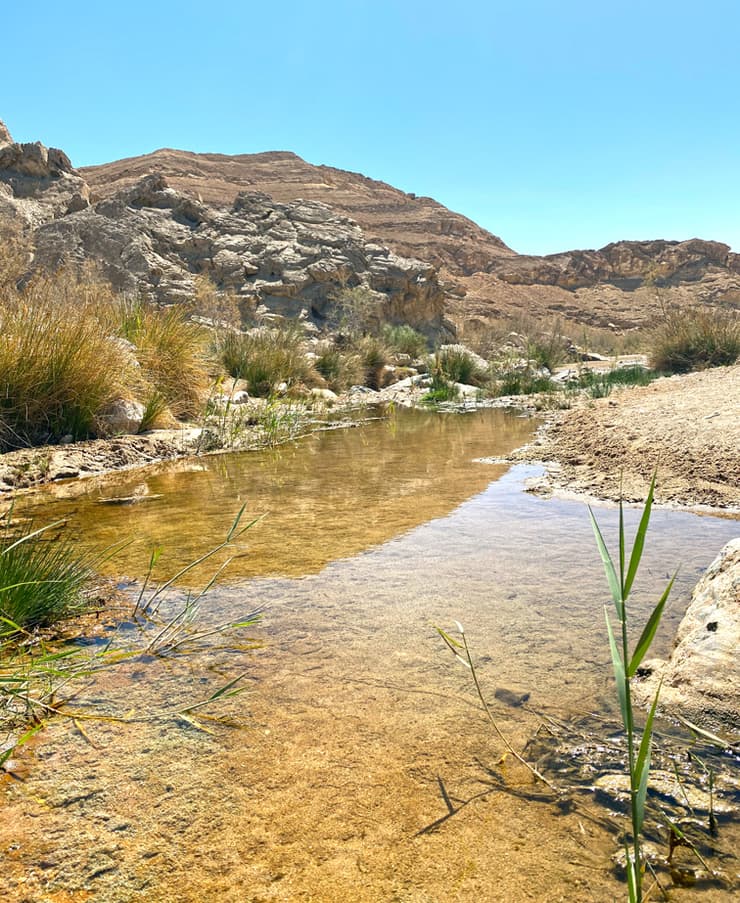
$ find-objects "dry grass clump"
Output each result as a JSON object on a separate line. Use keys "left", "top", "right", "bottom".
{"left": 118, "top": 301, "right": 210, "bottom": 419}
{"left": 217, "top": 326, "right": 317, "bottom": 396}
{"left": 0, "top": 244, "right": 212, "bottom": 448}
{"left": 313, "top": 342, "right": 363, "bottom": 392}
{"left": 649, "top": 306, "right": 740, "bottom": 373}
{"left": 0, "top": 270, "right": 139, "bottom": 449}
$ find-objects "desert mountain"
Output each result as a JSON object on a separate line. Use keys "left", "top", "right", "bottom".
{"left": 3, "top": 118, "right": 739, "bottom": 339}
{"left": 82, "top": 148, "right": 740, "bottom": 337}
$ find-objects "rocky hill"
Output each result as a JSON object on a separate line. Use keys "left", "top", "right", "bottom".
{"left": 0, "top": 122, "right": 448, "bottom": 336}
{"left": 3, "top": 118, "right": 740, "bottom": 339}
{"left": 80, "top": 148, "right": 516, "bottom": 275}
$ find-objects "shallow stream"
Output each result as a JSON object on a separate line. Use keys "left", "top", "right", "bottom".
{"left": 2, "top": 408, "right": 739, "bottom": 902}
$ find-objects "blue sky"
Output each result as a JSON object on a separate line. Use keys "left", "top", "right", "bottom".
{"left": 3, "top": 1, "right": 739, "bottom": 255}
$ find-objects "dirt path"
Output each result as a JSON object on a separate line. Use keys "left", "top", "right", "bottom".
{"left": 520, "top": 364, "right": 740, "bottom": 510}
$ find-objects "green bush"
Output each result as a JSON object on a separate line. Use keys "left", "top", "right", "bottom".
{"left": 314, "top": 343, "right": 363, "bottom": 392}
{"left": 382, "top": 324, "right": 428, "bottom": 358}
{"left": 0, "top": 522, "right": 94, "bottom": 629}
{"left": 218, "top": 326, "right": 315, "bottom": 396}
{"left": 432, "top": 347, "right": 488, "bottom": 387}
{"left": 650, "top": 307, "right": 740, "bottom": 373}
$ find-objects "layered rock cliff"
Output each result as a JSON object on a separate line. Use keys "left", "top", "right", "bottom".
{"left": 3, "top": 118, "right": 740, "bottom": 336}
{"left": 1, "top": 122, "right": 449, "bottom": 337}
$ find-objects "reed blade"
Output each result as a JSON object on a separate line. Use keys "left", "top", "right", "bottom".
{"left": 628, "top": 575, "right": 675, "bottom": 677}
{"left": 623, "top": 472, "right": 656, "bottom": 599}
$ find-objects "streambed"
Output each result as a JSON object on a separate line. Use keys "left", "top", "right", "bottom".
{"left": 2, "top": 408, "right": 739, "bottom": 902}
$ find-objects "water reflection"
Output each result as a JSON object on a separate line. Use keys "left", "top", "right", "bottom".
{"left": 18, "top": 409, "right": 535, "bottom": 580}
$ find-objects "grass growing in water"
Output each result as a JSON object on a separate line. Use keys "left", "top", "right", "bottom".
{"left": 589, "top": 474, "right": 675, "bottom": 902}
{"left": 0, "top": 519, "right": 96, "bottom": 629}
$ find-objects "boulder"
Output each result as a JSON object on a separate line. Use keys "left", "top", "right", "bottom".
{"left": 634, "top": 538, "right": 740, "bottom": 732}
{"left": 98, "top": 399, "right": 146, "bottom": 435}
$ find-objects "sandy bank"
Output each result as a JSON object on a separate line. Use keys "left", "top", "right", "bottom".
{"left": 519, "top": 364, "right": 740, "bottom": 511}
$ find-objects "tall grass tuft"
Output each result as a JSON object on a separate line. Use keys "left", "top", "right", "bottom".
{"left": 218, "top": 326, "right": 315, "bottom": 396}
{"left": 589, "top": 475, "right": 675, "bottom": 902}
{"left": 0, "top": 521, "right": 95, "bottom": 629}
{"left": 0, "top": 272, "right": 138, "bottom": 449}
{"left": 432, "top": 346, "right": 488, "bottom": 387}
{"left": 650, "top": 306, "right": 740, "bottom": 373}
{"left": 118, "top": 301, "right": 210, "bottom": 419}
{"left": 314, "top": 342, "right": 363, "bottom": 392}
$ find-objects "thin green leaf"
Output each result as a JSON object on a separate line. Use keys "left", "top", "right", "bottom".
{"left": 618, "top": 496, "right": 626, "bottom": 593}
{"left": 604, "top": 608, "right": 628, "bottom": 727}
{"left": 623, "top": 471, "right": 656, "bottom": 599}
{"left": 0, "top": 722, "right": 45, "bottom": 767}
{"left": 634, "top": 680, "right": 662, "bottom": 833}
{"left": 628, "top": 574, "right": 675, "bottom": 676}
{"left": 676, "top": 716, "right": 735, "bottom": 750}
{"left": 589, "top": 507, "right": 623, "bottom": 617}
{"left": 625, "top": 846, "right": 639, "bottom": 903}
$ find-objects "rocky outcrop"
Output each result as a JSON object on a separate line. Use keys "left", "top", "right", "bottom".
{"left": 0, "top": 119, "right": 90, "bottom": 226}
{"left": 32, "top": 174, "right": 450, "bottom": 336}
{"left": 487, "top": 239, "right": 740, "bottom": 291}
{"left": 80, "top": 148, "right": 516, "bottom": 275}
{"left": 4, "top": 118, "right": 740, "bottom": 335}
{"left": 635, "top": 539, "right": 740, "bottom": 732}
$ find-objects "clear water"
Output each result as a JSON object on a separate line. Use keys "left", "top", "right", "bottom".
{"left": 3, "top": 408, "right": 738, "bottom": 902}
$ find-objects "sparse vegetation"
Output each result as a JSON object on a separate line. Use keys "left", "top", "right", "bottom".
{"left": 217, "top": 325, "right": 316, "bottom": 396}
{"left": 492, "top": 366, "right": 554, "bottom": 396}
{"left": 578, "top": 365, "right": 658, "bottom": 398}
{"left": 0, "top": 518, "right": 95, "bottom": 629}
{"left": 649, "top": 306, "right": 740, "bottom": 374}
{"left": 382, "top": 323, "right": 428, "bottom": 358}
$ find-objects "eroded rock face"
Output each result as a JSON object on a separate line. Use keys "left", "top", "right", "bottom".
{"left": 32, "top": 175, "right": 449, "bottom": 336}
{"left": 635, "top": 539, "right": 740, "bottom": 731}
{"left": 487, "top": 239, "right": 739, "bottom": 291}
{"left": 0, "top": 119, "right": 89, "bottom": 226}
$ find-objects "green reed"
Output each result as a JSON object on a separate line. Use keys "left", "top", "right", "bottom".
{"left": 589, "top": 474, "right": 675, "bottom": 902}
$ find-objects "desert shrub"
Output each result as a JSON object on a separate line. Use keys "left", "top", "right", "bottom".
{"left": 432, "top": 346, "right": 488, "bottom": 387}
{"left": 492, "top": 367, "right": 554, "bottom": 396}
{"left": 218, "top": 326, "right": 315, "bottom": 396}
{"left": 119, "top": 301, "right": 210, "bottom": 419}
{"left": 0, "top": 272, "right": 137, "bottom": 449}
{"left": 525, "top": 323, "right": 572, "bottom": 371}
{"left": 333, "top": 285, "right": 380, "bottom": 336}
{"left": 578, "top": 365, "right": 658, "bottom": 398}
{"left": 355, "top": 335, "right": 390, "bottom": 389}
{"left": 0, "top": 521, "right": 94, "bottom": 629}
{"left": 649, "top": 307, "right": 740, "bottom": 373}
{"left": 314, "top": 343, "right": 363, "bottom": 392}
{"left": 382, "top": 324, "right": 428, "bottom": 358}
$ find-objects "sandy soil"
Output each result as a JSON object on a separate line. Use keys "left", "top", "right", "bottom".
{"left": 519, "top": 364, "right": 740, "bottom": 511}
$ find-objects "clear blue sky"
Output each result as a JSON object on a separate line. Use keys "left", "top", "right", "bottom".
{"left": 3, "top": 1, "right": 739, "bottom": 255}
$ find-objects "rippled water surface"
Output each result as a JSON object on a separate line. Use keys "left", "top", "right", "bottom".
{"left": 3, "top": 409, "right": 739, "bottom": 902}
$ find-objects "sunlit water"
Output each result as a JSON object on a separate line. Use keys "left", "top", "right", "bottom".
{"left": 3, "top": 409, "right": 738, "bottom": 902}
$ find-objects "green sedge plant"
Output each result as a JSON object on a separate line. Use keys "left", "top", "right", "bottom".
{"left": 589, "top": 474, "right": 675, "bottom": 903}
